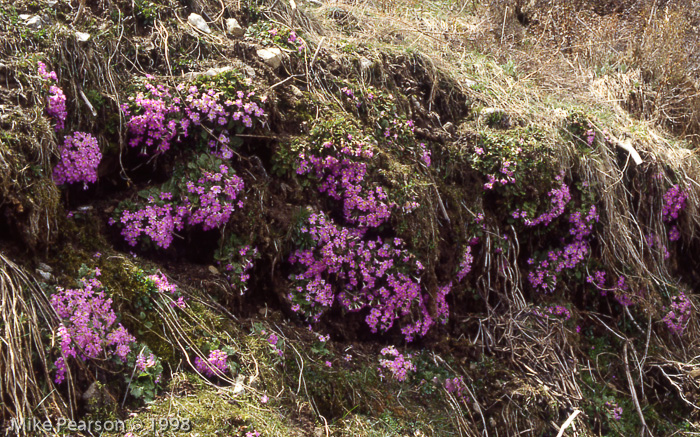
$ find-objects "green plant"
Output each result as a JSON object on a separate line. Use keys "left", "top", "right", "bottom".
{"left": 125, "top": 345, "right": 164, "bottom": 404}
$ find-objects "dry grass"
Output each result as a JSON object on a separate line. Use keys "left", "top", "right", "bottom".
{"left": 0, "top": 252, "right": 67, "bottom": 434}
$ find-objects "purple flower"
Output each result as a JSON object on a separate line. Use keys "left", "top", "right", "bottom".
{"left": 195, "top": 349, "right": 228, "bottom": 377}
{"left": 50, "top": 277, "right": 135, "bottom": 383}
{"left": 53, "top": 132, "right": 102, "bottom": 186}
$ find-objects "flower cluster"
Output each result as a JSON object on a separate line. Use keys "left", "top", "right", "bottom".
{"left": 662, "top": 184, "right": 687, "bottom": 223}
{"left": 50, "top": 277, "right": 135, "bottom": 384}
{"left": 517, "top": 175, "right": 571, "bottom": 227}
{"left": 585, "top": 128, "right": 596, "bottom": 147}
{"left": 586, "top": 270, "right": 606, "bottom": 289}
{"left": 261, "top": 328, "right": 284, "bottom": 357}
{"left": 419, "top": 143, "right": 431, "bottom": 167}
{"left": 135, "top": 352, "right": 157, "bottom": 372}
{"left": 194, "top": 349, "right": 228, "bottom": 377}
{"left": 444, "top": 376, "right": 469, "bottom": 402}
{"left": 218, "top": 244, "right": 259, "bottom": 292}
{"left": 113, "top": 158, "right": 245, "bottom": 249}
{"left": 378, "top": 346, "right": 416, "bottom": 382}
{"left": 483, "top": 159, "right": 518, "bottom": 190}
{"left": 53, "top": 132, "right": 102, "bottom": 187}
{"left": 116, "top": 202, "right": 187, "bottom": 249}
{"left": 38, "top": 62, "right": 67, "bottom": 131}
{"left": 183, "top": 164, "right": 245, "bottom": 230}
{"left": 527, "top": 205, "right": 598, "bottom": 292}
{"left": 122, "top": 78, "right": 266, "bottom": 155}
{"left": 48, "top": 85, "right": 67, "bottom": 131}
{"left": 38, "top": 61, "right": 58, "bottom": 81}
{"left": 533, "top": 305, "right": 571, "bottom": 320}
{"left": 586, "top": 271, "right": 634, "bottom": 306}
{"left": 340, "top": 86, "right": 362, "bottom": 108}
{"left": 147, "top": 272, "right": 186, "bottom": 308}
{"left": 248, "top": 23, "right": 307, "bottom": 55}
{"left": 287, "top": 30, "right": 306, "bottom": 52}
{"left": 297, "top": 138, "right": 394, "bottom": 228}
{"left": 662, "top": 292, "right": 691, "bottom": 335}
{"left": 661, "top": 184, "right": 687, "bottom": 245}
{"left": 605, "top": 401, "right": 623, "bottom": 421}
{"left": 288, "top": 211, "right": 442, "bottom": 341}
{"left": 456, "top": 247, "right": 473, "bottom": 282}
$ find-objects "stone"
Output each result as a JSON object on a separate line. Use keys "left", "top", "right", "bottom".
{"left": 290, "top": 85, "right": 303, "bottom": 98}
{"left": 75, "top": 31, "right": 90, "bottom": 42}
{"left": 184, "top": 65, "right": 255, "bottom": 81}
{"left": 37, "top": 262, "right": 53, "bottom": 273}
{"left": 208, "top": 265, "right": 219, "bottom": 275}
{"left": 257, "top": 47, "right": 285, "bottom": 69}
{"left": 359, "top": 57, "right": 373, "bottom": 71}
{"left": 242, "top": 65, "right": 256, "bottom": 78}
{"left": 188, "top": 13, "right": 211, "bottom": 34}
{"left": 233, "top": 374, "right": 246, "bottom": 395}
{"left": 36, "top": 270, "right": 53, "bottom": 282}
{"left": 82, "top": 381, "right": 116, "bottom": 414}
{"left": 225, "top": 18, "right": 245, "bottom": 37}
{"left": 23, "top": 15, "right": 44, "bottom": 30}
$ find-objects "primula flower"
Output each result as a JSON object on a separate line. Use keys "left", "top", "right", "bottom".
{"left": 53, "top": 132, "right": 102, "bottom": 187}
{"left": 378, "top": 346, "right": 416, "bottom": 382}
{"left": 662, "top": 184, "right": 687, "bottom": 222}
{"left": 288, "top": 211, "right": 445, "bottom": 341}
{"left": 194, "top": 349, "right": 228, "bottom": 377}
{"left": 50, "top": 277, "right": 135, "bottom": 383}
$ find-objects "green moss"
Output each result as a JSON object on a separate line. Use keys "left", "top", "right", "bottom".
{"left": 105, "top": 372, "right": 300, "bottom": 436}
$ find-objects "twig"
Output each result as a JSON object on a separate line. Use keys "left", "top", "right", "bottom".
{"left": 555, "top": 409, "right": 581, "bottom": 437}
{"left": 624, "top": 342, "right": 651, "bottom": 437}
{"left": 310, "top": 36, "right": 326, "bottom": 68}
{"left": 78, "top": 89, "right": 97, "bottom": 117}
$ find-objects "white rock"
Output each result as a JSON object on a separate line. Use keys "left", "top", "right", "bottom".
{"left": 205, "top": 66, "right": 234, "bottom": 77}
{"left": 257, "top": 47, "right": 284, "bottom": 69}
{"left": 24, "top": 15, "right": 43, "bottom": 29}
{"left": 19, "top": 14, "right": 31, "bottom": 20}
{"left": 37, "top": 262, "right": 53, "bottom": 273}
{"left": 290, "top": 85, "right": 303, "bottom": 97}
{"left": 184, "top": 65, "right": 255, "bottom": 81}
{"left": 225, "top": 18, "right": 245, "bottom": 37}
{"left": 36, "top": 270, "right": 53, "bottom": 282}
{"left": 233, "top": 374, "right": 246, "bottom": 395}
{"left": 75, "top": 31, "right": 90, "bottom": 42}
{"left": 359, "top": 57, "right": 372, "bottom": 71}
{"left": 188, "top": 13, "right": 211, "bottom": 34}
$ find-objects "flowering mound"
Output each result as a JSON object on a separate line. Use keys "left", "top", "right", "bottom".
{"left": 297, "top": 137, "right": 394, "bottom": 228}
{"left": 52, "top": 132, "right": 102, "bottom": 186}
{"left": 527, "top": 204, "right": 599, "bottom": 292}
{"left": 38, "top": 61, "right": 67, "bottom": 131}
{"left": 113, "top": 156, "right": 245, "bottom": 249}
{"left": 662, "top": 292, "right": 691, "bottom": 335}
{"left": 50, "top": 276, "right": 135, "bottom": 384}
{"left": 288, "top": 211, "right": 449, "bottom": 341}
{"left": 121, "top": 77, "right": 266, "bottom": 157}
{"left": 378, "top": 346, "right": 416, "bottom": 381}
{"left": 194, "top": 349, "right": 228, "bottom": 377}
